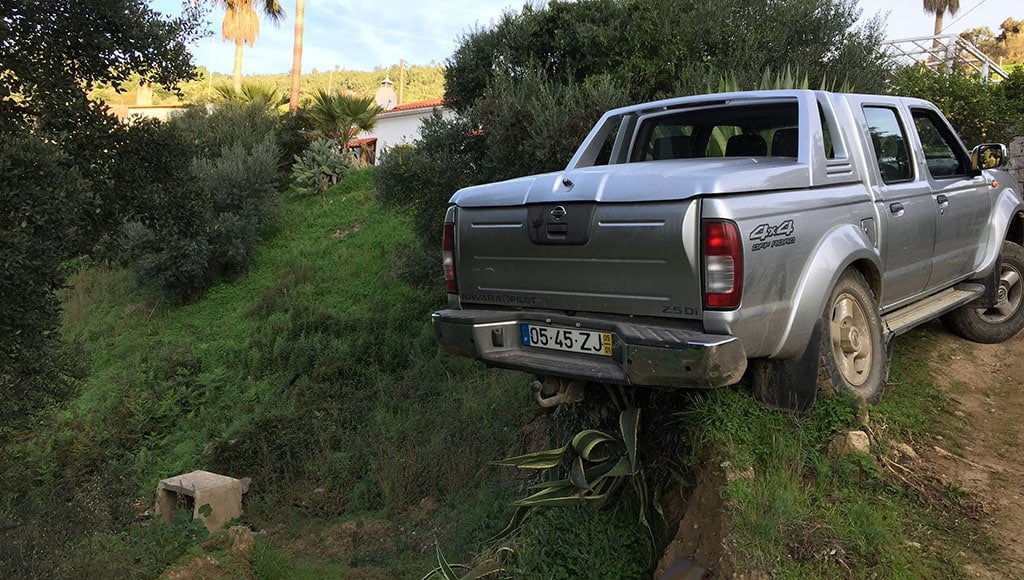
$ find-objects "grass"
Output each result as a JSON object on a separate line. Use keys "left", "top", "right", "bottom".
{"left": 1, "top": 169, "right": 533, "bottom": 577}
{"left": 1, "top": 168, "right": 1003, "bottom": 578}
{"left": 684, "top": 330, "right": 998, "bottom": 577}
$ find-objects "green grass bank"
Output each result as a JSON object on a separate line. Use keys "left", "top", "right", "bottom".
{"left": 0, "top": 170, "right": 999, "bottom": 578}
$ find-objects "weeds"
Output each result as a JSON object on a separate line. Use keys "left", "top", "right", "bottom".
{"left": 3, "top": 170, "right": 531, "bottom": 576}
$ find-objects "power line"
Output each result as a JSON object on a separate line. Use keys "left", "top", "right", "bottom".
{"left": 939, "top": 0, "right": 991, "bottom": 34}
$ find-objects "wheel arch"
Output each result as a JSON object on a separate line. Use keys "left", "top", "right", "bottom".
{"left": 1007, "top": 210, "right": 1024, "bottom": 246}
{"left": 849, "top": 258, "right": 882, "bottom": 302}
{"left": 770, "top": 224, "right": 881, "bottom": 359}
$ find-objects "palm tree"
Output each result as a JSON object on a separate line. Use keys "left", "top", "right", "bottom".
{"left": 217, "top": 0, "right": 285, "bottom": 94}
{"left": 289, "top": 0, "right": 305, "bottom": 112}
{"left": 214, "top": 82, "right": 288, "bottom": 111}
{"left": 923, "top": 0, "right": 960, "bottom": 37}
{"left": 308, "top": 90, "right": 384, "bottom": 142}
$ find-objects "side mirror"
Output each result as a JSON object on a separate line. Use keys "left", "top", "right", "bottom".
{"left": 971, "top": 143, "right": 1008, "bottom": 170}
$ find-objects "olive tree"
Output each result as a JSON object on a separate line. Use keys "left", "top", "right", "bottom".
{"left": 0, "top": 0, "right": 203, "bottom": 423}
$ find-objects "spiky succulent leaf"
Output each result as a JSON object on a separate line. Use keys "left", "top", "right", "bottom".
{"left": 493, "top": 444, "right": 569, "bottom": 469}
{"left": 621, "top": 406, "right": 640, "bottom": 471}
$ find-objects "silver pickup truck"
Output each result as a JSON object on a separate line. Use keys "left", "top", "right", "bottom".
{"left": 431, "top": 90, "right": 1024, "bottom": 410}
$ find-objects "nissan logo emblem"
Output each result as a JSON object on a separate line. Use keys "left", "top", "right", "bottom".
{"left": 550, "top": 206, "right": 567, "bottom": 222}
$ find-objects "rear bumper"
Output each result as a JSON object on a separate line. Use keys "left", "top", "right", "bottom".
{"left": 431, "top": 308, "right": 747, "bottom": 389}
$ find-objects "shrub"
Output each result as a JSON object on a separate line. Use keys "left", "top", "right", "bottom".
{"left": 121, "top": 123, "right": 281, "bottom": 302}
{"left": 473, "top": 71, "right": 631, "bottom": 182}
{"left": 375, "top": 113, "right": 486, "bottom": 246}
{"left": 290, "top": 138, "right": 353, "bottom": 196}
{"left": 169, "top": 102, "right": 278, "bottom": 161}
{"left": 888, "top": 65, "right": 1018, "bottom": 145}
{"left": 276, "top": 108, "right": 316, "bottom": 170}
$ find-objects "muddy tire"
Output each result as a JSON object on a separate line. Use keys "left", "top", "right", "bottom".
{"left": 942, "top": 241, "right": 1024, "bottom": 344}
{"left": 819, "top": 270, "right": 885, "bottom": 404}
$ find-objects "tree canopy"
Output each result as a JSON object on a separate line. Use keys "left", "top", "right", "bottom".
{"left": 0, "top": 0, "right": 203, "bottom": 133}
{"left": 444, "top": 0, "right": 889, "bottom": 113}
{"left": 0, "top": 0, "right": 204, "bottom": 423}
{"left": 215, "top": 0, "right": 285, "bottom": 92}
{"left": 923, "top": 0, "right": 960, "bottom": 36}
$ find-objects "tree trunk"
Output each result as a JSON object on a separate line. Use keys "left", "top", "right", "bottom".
{"left": 289, "top": 0, "right": 305, "bottom": 112}
{"left": 931, "top": 12, "right": 945, "bottom": 53}
{"left": 233, "top": 38, "right": 244, "bottom": 93}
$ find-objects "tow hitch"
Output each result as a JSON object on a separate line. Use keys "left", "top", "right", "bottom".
{"left": 531, "top": 376, "right": 585, "bottom": 408}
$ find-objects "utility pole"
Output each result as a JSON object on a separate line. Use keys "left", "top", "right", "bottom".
{"left": 398, "top": 59, "right": 405, "bottom": 105}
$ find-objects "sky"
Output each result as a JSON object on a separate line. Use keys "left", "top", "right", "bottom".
{"left": 150, "top": 0, "right": 1019, "bottom": 76}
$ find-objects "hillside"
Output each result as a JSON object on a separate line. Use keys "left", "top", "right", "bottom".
{"left": 2, "top": 170, "right": 1020, "bottom": 578}
{"left": 91, "top": 64, "right": 446, "bottom": 107}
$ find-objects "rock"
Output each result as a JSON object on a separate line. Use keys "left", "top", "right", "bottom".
{"left": 829, "top": 430, "right": 870, "bottom": 455}
{"left": 894, "top": 442, "right": 919, "bottom": 461}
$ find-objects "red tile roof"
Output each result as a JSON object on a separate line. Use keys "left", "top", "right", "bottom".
{"left": 383, "top": 98, "right": 444, "bottom": 113}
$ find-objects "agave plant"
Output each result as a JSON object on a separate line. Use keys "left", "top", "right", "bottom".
{"left": 290, "top": 137, "right": 352, "bottom": 196}
{"left": 486, "top": 402, "right": 654, "bottom": 561}
{"left": 497, "top": 406, "right": 640, "bottom": 508}
{"left": 422, "top": 543, "right": 511, "bottom": 580}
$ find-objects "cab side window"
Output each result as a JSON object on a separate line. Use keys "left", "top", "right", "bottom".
{"left": 863, "top": 106, "right": 913, "bottom": 184}
{"left": 911, "top": 108, "right": 968, "bottom": 178}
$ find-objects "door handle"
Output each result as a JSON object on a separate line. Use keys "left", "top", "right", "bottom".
{"left": 936, "top": 194, "right": 949, "bottom": 205}
{"left": 889, "top": 202, "right": 904, "bottom": 216}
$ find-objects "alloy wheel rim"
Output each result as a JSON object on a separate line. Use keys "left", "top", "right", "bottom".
{"left": 976, "top": 264, "right": 1022, "bottom": 324}
{"left": 830, "top": 293, "right": 873, "bottom": 387}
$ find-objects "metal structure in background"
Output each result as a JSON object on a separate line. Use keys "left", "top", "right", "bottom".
{"left": 882, "top": 34, "right": 1009, "bottom": 82}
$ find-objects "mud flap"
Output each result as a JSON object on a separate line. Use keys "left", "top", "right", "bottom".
{"left": 751, "top": 321, "right": 822, "bottom": 413}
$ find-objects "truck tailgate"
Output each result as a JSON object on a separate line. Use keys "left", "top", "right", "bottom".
{"left": 455, "top": 200, "right": 703, "bottom": 319}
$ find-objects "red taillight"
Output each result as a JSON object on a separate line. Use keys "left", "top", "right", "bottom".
{"left": 703, "top": 220, "right": 743, "bottom": 309}
{"left": 442, "top": 223, "right": 458, "bottom": 293}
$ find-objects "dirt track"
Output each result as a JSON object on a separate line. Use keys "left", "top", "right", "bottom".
{"left": 918, "top": 322, "right": 1024, "bottom": 577}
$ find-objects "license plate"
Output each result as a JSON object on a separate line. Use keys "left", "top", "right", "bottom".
{"left": 520, "top": 324, "right": 612, "bottom": 357}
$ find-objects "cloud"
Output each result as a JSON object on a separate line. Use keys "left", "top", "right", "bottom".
{"left": 156, "top": 0, "right": 522, "bottom": 74}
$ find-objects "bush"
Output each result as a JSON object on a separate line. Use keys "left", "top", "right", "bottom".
{"left": 375, "top": 113, "right": 487, "bottom": 246}
{"left": 474, "top": 71, "right": 631, "bottom": 182}
{"left": 120, "top": 113, "right": 282, "bottom": 302}
{"left": 276, "top": 108, "right": 316, "bottom": 170}
{"left": 290, "top": 138, "right": 353, "bottom": 196}
{"left": 888, "top": 65, "right": 1019, "bottom": 145}
{"left": 169, "top": 102, "right": 278, "bottom": 161}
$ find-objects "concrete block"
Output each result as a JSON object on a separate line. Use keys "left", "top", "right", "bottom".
{"left": 155, "top": 470, "right": 251, "bottom": 533}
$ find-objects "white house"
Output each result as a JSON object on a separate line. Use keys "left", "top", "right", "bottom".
{"left": 350, "top": 97, "right": 452, "bottom": 165}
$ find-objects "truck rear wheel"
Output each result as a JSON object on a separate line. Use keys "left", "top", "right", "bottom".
{"left": 942, "top": 241, "right": 1024, "bottom": 344}
{"left": 819, "top": 270, "right": 885, "bottom": 403}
